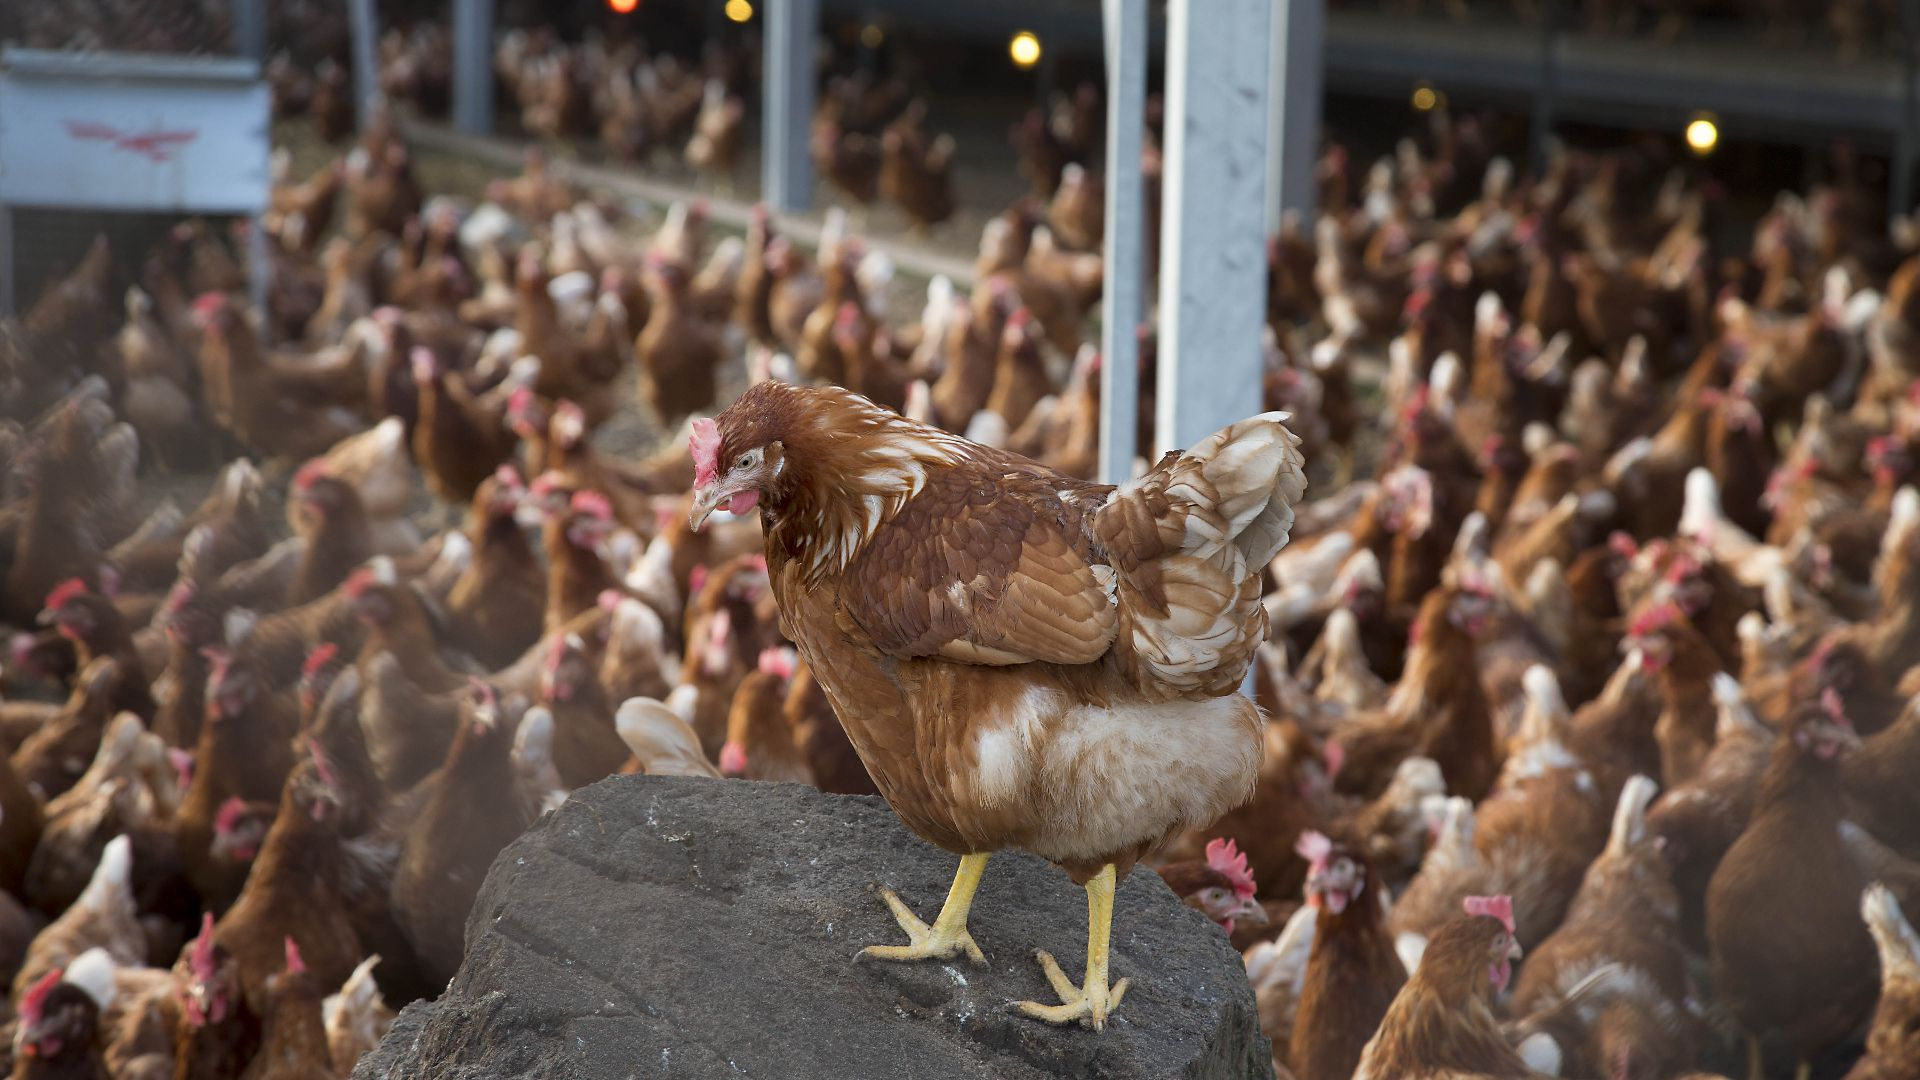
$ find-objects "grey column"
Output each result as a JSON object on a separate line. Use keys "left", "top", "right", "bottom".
{"left": 0, "top": 206, "right": 13, "bottom": 317}
{"left": 1267, "top": 0, "right": 1325, "bottom": 229}
{"left": 1156, "top": 0, "right": 1271, "bottom": 454}
{"left": 452, "top": 0, "right": 496, "bottom": 136}
{"left": 1099, "top": 0, "right": 1148, "bottom": 485}
{"left": 349, "top": 0, "right": 380, "bottom": 130}
{"left": 764, "top": 0, "right": 819, "bottom": 213}
{"left": 230, "top": 0, "right": 266, "bottom": 61}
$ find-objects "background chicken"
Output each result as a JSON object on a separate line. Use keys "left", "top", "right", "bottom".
{"left": 2, "top": 5, "right": 1919, "bottom": 1077}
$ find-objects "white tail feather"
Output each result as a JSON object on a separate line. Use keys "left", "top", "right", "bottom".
{"left": 1607, "top": 775, "right": 1658, "bottom": 856}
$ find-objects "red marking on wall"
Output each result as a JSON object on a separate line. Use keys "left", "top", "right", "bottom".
{"left": 64, "top": 120, "right": 199, "bottom": 163}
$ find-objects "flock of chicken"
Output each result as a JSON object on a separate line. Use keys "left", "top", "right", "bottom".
{"left": 337, "top": 22, "right": 961, "bottom": 232}
{"left": 0, "top": 14, "right": 1919, "bottom": 1080}
{"left": 1351, "top": 0, "right": 1900, "bottom": 55}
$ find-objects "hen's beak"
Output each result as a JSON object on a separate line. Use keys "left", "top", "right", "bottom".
{"left": 689, "top": 485, "right": 724, "bottom": 533}
{"left": 1228, "top": 896, "right": 1268, "bottom": 925}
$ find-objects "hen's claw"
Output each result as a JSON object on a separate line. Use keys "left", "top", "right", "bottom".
{"left": 859, "top": 885, "right": 987, "bottom": 965}
{"left": 857, "top": 853, "right": 990, "bottom": 968}
{"left": 1015, "top": 949, "right": 1130, "bottom": 1030}
{"left": 1012, "top": 863, "right": 1127, "bottom": 1031}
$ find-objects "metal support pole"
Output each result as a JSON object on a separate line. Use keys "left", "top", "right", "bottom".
{"left": 1156, "top": 0, "right": 1270, "bottom": 455}
{"left": 1099, "top": 0, "right": 1147, "bottom": 485}
{"left": 1034, "top": 45, "right": 1057, "bottom": 110}
{"left": 247, "top": 215, "right": 271, "bottom": 341}
{"left": 1897, "top": 0, "right": 1920, "bottom": 221}
{"left": 1531, "top": 0, "right": 1561, "bottom": 174}
{"left": 230, "top": 0, "right": 266, "bottom": 61}
{"left": 348, "top": 0, "right": 380, "bottom": 132}
{"left": 1267, "top": 0, "right": 1325, "bottom": 230}
{"left": 452, "top": 0, "right": 495, "bottom": 136}
{"left": 0, "top": 205, "right": 13, "bottom": 317}
{"left": 764, "top": 0, "right": 819, "bottom": 213}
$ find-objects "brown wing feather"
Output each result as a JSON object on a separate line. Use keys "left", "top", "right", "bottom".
{"left": 839, "top": 465, "right": 1118, "bottom": 666}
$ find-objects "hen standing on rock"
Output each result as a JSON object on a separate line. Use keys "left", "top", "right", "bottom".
{"left": 689, "top": 379, "right": 1306, "bottom": 1029}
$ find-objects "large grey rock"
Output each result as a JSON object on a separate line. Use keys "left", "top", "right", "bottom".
{"left": 355, "top": 774, "right": 1272, "bottom": 1080}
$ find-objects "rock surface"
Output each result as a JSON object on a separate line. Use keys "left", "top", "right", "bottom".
{"left": 355, "top": 774, "right": 1273, "bottom": 1080}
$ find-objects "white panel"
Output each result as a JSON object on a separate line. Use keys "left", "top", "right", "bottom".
{"left": 0, "top": 72, "right": 270, "bottom": 213}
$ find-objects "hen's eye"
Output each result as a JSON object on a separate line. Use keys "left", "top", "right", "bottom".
{"left": 736, "top": 451, "right": 758, "bottom": 469}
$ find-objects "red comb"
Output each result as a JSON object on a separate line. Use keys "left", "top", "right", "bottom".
{"left": 214, "top": 796, "right": 249, "bottom": 835}
{"left": 1608, "top": 532, "right": 1639, "bottom": 560}
{"left": 758, "top": 648, "right": 796, "bottom": 679}
{"left": 1294, "top": 830, "right": 1333, "bottom": 869}
{"left": 163, "top": 579, "right": 196, "bottom": 616}
{"left": 302, "top": 643, "right": 339, "bottom": 680}
{"left": 1205, "top": 837, "right": 1256, "bottom": 900}
{"left": 343, "top": 567, "right": 376, "bottom": 599}
{"left": 508, "top": 385, "right": 536, "bottom": 422}
{"left": 1822, "top": 686, "right": 1847, "bottom": 722}
{"left": 1402, "top": 385, "right": 1432, "bottom": 423}
{"left": 20, "top": 968, "right": 61, "bottom": 1025}
{"left": 43, "top": 578, "right": 88, "bottom": 612}
{"left": 307, "top": 738, "right": 338, "bottom": 792}
{"left": 1463, "top": 894, "right": 1516, "bottom": 934}
{"left": 1663, "top": 551, "right": 1703, "bottom": 584}
{"left": 467, "top": 677, "right": 498, "bottom": 709}
{"left": 1628, "top": 602, "right": 1678, "bottom": 638}
{"left": 688, "top": 564, "right": 709, "bottom": 597}
{"left": 293, "top": 458, "right": 329, "bottom": 492}
{"left": 191, "top": 292, "right": 226, "bottom": 317}
{"left": 494, "top": 464, "right": 523, "bottom": 489}
{"left": 597, "top": 588, "right": 625, "bottom": 612}
{"left": 571, "top": 490, "right": 612, "bottom": 520}
{"left": 1007, "top": 307, "right": 1035, "bottom": 332}
{"left": 201, "top": 647, "right": 235, "bottom": 691}
{"left": 283, "top": 937, "right": 306, "bottom": 976}
{"left": 691, "top": 418, "right": 722, "bottom": 488}
{"left": 191, "top": 913, "right": 217, "bottom": 978}
{"left": 1322, "top": 740, "right": 1346, "bottom": 779}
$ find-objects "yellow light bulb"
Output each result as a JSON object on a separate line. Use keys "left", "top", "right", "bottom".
{"left": 724, "top": 0, "right": 752, "bottom": 22}
{"left": 1009, "top": 31, "right": 1042, "bottom": 70}
{"left": 1411, "top": 85, "right": 1438, "bottom": 112}
{"left": 860, "top": 24, "right": 885, "bottom": 48}
{"left": 608, "top": 0, "right": 637, "bottom": 13}
{"left": 1686, "top": 116, "right": 1719, "bottom": 155}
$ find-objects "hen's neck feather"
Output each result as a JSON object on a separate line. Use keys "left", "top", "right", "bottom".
{"left": 770, "top": 393, "right": 972, "bottom": 585}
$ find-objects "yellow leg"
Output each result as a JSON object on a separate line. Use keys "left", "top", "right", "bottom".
{"left": 860, "top": 853, "right": 990, "bottom": 967}
{"left": 1015, "top": 863, "right": 1131, "bottom": 1031}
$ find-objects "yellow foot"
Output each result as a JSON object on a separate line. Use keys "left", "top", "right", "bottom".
{"left": 859, "top": 884, "right": 986, "bottom": 966}
{"left": 1014, "top": 948, "right": 1130, "bottom": 1031}
{"left": 857, "top": 852, "right": 990, "bottom": 967}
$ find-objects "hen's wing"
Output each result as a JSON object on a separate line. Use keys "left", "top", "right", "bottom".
{"left": 838, "top": 463, "right": 1119, "bottom": 667}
